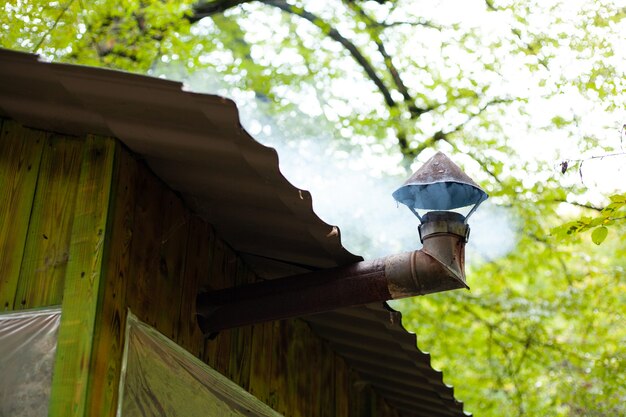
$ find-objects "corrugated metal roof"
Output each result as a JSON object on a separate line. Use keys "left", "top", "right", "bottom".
{"left": 0, "top": 48, "right": 466, "bottom": 417}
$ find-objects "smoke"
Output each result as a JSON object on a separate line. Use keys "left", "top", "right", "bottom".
{"left": 465, "top": 201, "right": 518, "bottom": 263}
{"left": 175, "top": 69, "right": 517, "bottom": 264}
{"left": 237, "top": 102, "right": 419, "bottom": 259}
{"left": 236, "top": 101, "right": 518, "bottom": 263}
{"left": 263, "top": 140, "right": 420, "bottom": 259}
{"left": 263, "top": 133, "right": 519, "bottom": 263}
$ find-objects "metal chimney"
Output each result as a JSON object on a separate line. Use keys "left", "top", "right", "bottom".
{"left": 196, "top": 152, "right": 487, "bottom": 335}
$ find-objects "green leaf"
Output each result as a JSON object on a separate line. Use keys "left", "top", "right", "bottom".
{"left": 551, "top": 115, "right": 568, "bottom": 127}
{"left": 588, "top": 217, "right": 606, "bottom": 228}
{"left": 591, "top": 226, "right": 608, "bottom": 245}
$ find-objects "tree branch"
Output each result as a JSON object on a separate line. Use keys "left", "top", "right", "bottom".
{"left": 191, "top": 0, "right": 397, "bottom": 109}
{"left": 484, "top": 2, "right": 550, "bottom": 70}
{"left": 484, "top": 0, "right": 498, "bottom": 11}
{"left": 191, "top": 1, "right": 514, "bottom": 165}
{"left": 381, "top": 20, "right": 442, "bottom": 30}
{"left": 561, "top": 151, "right": 626, "bottom": 165}
{"left": 460, "top": 304, "right": 588, "bottom": 362}
{"left": 265, "top": 0, "right": 396, "bottom": 108}
{"left": 452, "top": 144, "right": 505, "bottom": 186}
{"left": 404, "top": 97, "right": 514, "bottom": 160}
{"left": 549, "top": 198, "right": 603, "bottom": 212}
{"left": 344, "top": 1, "right": 430, "bottom": 117}
{"left": 33, "top": 0, "right": 77, "bottom": 52}
{"left": 190, "top": 0, "right": 249, "bottom": 22}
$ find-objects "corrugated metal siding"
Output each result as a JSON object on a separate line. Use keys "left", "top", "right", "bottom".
{"left": 0, "top": 48, "right": 466, "bottom": 417}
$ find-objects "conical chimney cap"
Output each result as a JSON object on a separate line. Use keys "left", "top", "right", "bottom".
{"left": 392, "top": 152, "right": 488, "bottom": 210}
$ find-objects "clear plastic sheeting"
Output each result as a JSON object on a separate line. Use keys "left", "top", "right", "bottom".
{"left": 0, "top": 307, "right": 61, "bottom": 417}
{"left": 118, "top": 312, "right": 283, "bottom": 417}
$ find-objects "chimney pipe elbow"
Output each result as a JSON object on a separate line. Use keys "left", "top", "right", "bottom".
{"left": 385, "top": 234, "right": 468, "bottom": 299}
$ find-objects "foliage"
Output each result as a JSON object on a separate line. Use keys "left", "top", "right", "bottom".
{"left": 2, "top": 0, "right": 626, "bottom": 416}
{"left": 552, "top": 193, "right": 626, "bottom": 245}
{"left": 397, "top": 196, "right": 626, "bottom": 416}
{"left": 1, "top": 0, "right": 198, "bottom": 72}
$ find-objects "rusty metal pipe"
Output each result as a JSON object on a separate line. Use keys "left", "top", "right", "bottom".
{"left": 196, "top": 212, "right": 469, "bottom": 335}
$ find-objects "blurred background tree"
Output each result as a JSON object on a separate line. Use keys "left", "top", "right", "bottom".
{"left": 2, "top": 0, "right": 625, "bottom": 415}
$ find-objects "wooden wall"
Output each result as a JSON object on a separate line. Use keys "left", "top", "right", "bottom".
{"left": 0, "top": 119, "right": 401, "bottom": 417}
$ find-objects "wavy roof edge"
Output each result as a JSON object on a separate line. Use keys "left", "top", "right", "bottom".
{"left": 0, "top": 48, "right": 467, "bottom": 417}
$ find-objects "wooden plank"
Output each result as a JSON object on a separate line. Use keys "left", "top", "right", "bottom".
{"left": 334, "top": 355, "right": 350, "bottom": 417}
{"left": 152, "top": 188, "right": 189, "bottom": 339}
{"left": 236, "top": 324, "right": 253, "bottom": 390}
{"left": 0, "top": 121, "right": 46, "bottom": 310}
{"left": 214, "top": 328, "right": 233, "bottom": 377}
{"left": 228, "top": 259, "right": 254, "bottom": 390}
{"left": 125, "top": 161, "right": 164, "bottom": 327}
{"left": 248, "top": 321, "right": 273, "bottom": 403}
{"left": 269, "top": 320, "right": 290, "bottom": 415}
{"left": 227, "top": 326, "right": 241, "bottom": 380}
{"left": 213, "top": 237, "right": 234, "bottom": 289}
{"left": 287, "top": 319, "right": 308, "bottom": 417}
{"left": 375, "top": 394, "right": 399, "bottom": 417}
{"left": 360, "top": 384, "right": 374, "bottom": 417}
{"left": 215, "top": 245, "right": 240, "bottom": 379}
{"left": 202, "top": 235, "right": 236, "bottom": 370}
{"left": 349, "top": 368, "right": 363, "bottom": 417}
{"left": 16, "top": 134, "right": 83, "bottom": 308}
{"left": 204, "top": 331, "right": 223, "bottom": 370}
{"left": 177, "top": 215, "right": 213, "bottom": 357}
{"left": 48, "top": 136, "right": 117, "bottom": 417}
{"left": 304, "top": 321, "right": 322, "bottom": 417}
{"left": 319, "top": 332, "right": 335, "bottom": 417}
{"left": 240, "top": 266, "right": 258, "bottom": 385}
{"left": 202, "top": 234, "right": 226, "bottom": 368}
{"left": 296, "top": 318, "right": 333, "bottom": 417}
{"left": 86, "top": 146, "right": 137, "bottom": 417}
{"left": 349, "top": 369, "right": 372, "bottom": 417}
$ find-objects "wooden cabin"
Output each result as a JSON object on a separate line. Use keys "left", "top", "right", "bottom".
{"left": 0, "top": 48, "right": 466, "bottom": 417}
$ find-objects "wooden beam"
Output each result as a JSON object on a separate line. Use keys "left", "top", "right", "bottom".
{"left": 87, "top": 146, "right": 137, "bottom": 417}
{"left": 153, "top": 189, "right": 189, "bottom": 339}
{"left": 177, "top": 216, "right": 213, "bottom": 357}
{"left": 0, "top": 120, "right": 46, "bottom": 309}
{"left": 16, "top": 134, "right": 83, "bottom": 308}
{"left": 48, "top": 136, "right": 117, "bottom": 417}
{"left": 249, "top": 321, "right": 273, "bottom": 403}
{"left": 124, "top": 161, "right": 164, "bottom": 327}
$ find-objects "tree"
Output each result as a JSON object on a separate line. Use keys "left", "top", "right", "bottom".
{"left": 2, "top": 0, "right": 625, "bottom": 415}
